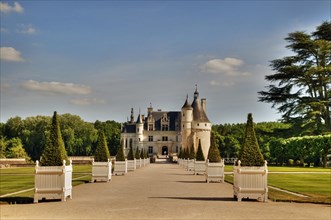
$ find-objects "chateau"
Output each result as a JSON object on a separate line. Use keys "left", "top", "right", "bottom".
{"left": 121, "top": 87, "right": 211, "bottom": 158}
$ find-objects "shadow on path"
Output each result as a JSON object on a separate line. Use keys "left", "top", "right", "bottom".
{"left": 176, "top": 180, "right": 206, "bottom": 183}
{"left": 148, "top": 196, "right": 235, "bottom": 202}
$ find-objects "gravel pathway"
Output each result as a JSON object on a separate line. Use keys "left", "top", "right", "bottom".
{"left": 1, "top": 163, "right": 330, "bottom": 220}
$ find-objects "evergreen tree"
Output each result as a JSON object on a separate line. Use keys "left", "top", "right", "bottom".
{"left": 115, "top": 140, "right": 126, "bottom": 161}
{"left": 94, "top": 130, "right": 110, "bottom": 162}
{"left": 40, "top": 111, "right": 68, "bottom": 166}
{"left": 196, "top": 140, "right": 205, "bottom": 161}
{"left": 140, "top": 148, "right": 144, "bottom": 159}
{"left": 258, "top": 22, "right": 331, "bottom": 134}
{"left": 178, "top": 148, "right": 182, "bottom": 159}
{"left": 127, "top": 145, "right": 134, "bottom": 160}
{"left": 135, "top": 147, "right": 140, "bottom": 159}
{"left": 238, "top": 113, "right": 265, "bottom": 166}
{"left": 207, "top": 132, "right": 222, "bottom": 162}
{"left": 144, "top": 148, "right": 148, "bottom": 159}
{"left": 188, "top": 144, "right": 196, "bottom": 159}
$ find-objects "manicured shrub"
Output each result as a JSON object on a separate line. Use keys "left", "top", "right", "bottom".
{"left": 178, "top": 149, "right": 182, "bottom": 159}
{"left": 94, "top": 130, "right": 110, "bottom": 162}
{"left": 115, "top": 141, "right": 126, "bottom": 161}
{"left": 127, "top": 145, "right": 134, "bottom": 160}
{"left": 144, "top": 149, "right": 148, "bottom": 159}
{"left": 188, "top": 144, "right": 196, "bottom": 159}
{"left": 40, "top": 111, "right": 68, "bottom": 166}
{"left": 135, "top": 147, "right": 140, "bottom": 159}
{"left": 196, "top": 140, "right": 205, "bottom": 161}
{"left": 288, "top": 159, "right": 294, "bottom": 166}
{"left": 207, "top": 132, "right": 221, "bottom": 163}
{"left": 237, "top": 113, "right": 265, "bottom": 166}
{"left": 183, "top": 148, "right": 188, "bottom": 159}
{"left": 140, "top": 148, "right": 144, "bottom": 159}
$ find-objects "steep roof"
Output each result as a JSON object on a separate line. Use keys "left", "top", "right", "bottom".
{"left": 191, "top": 94, "right": 210, "bottom": 123}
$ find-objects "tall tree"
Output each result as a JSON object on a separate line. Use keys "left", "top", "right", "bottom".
{"left": 94, "top": 130, "right": 110, "bottom": 162}
{"left": 258, "top": 22, "right": 331, "bottom": 135}
{"left": 40, "top": 111, "right": 68, "bottom": 166}
{"left": 238, "top": 113, "right": 265, "bottom": 166}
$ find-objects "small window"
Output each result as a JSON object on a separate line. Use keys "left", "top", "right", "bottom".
{"left": 197, "top": 123, "right": 199, "bottom": 126}
{"left": 148, "top": 136, "right": 153, "bottom": 141}
{"left": 162, "top": 136, "right": 168, "bottom": 141}
{"left": 148, "top": 146, "right": 153, "bottom": 154}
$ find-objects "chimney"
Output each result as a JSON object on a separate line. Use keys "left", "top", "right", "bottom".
{"left": 201, "top": 98, "right": 206, "bottom": 112}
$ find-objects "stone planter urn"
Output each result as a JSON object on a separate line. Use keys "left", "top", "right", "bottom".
{"left": 114, "top": 159, "right": 127, "bottom": 175}
{"left": 233, "top": 160, "right": 268, "bottom": 202}
{"left": 91, "top": 159, "right": 112, "bottom": 182}
{"left": 34, "top": 160, "right": 72, "bottom": 203}
{"left": 194, "top": 160, "right": 206, "bottom": 175}
{"left": 205, "top": 159, "right": 224, "bottom": 183}
{"left": 127, "top": 159, "right": 136, "bottom": 171}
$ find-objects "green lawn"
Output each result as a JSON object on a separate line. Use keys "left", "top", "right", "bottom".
{"left": 0, "top": 165, "right": 92, "bottom": 196}
{"left": 1, "top": 165, "right": 330, "bottom": 204}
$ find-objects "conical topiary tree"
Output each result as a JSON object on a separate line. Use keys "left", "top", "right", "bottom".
{"left": 144, "top": 148, "right": 148, "bottom": 159}
{"left": 135, "top": 147, "right": 140, "bottom": 159}
{"left": 115, "top": 141, "right": 126, "bottom": 161}
{"left": 188, "top": 144, "right": 196, "bottom": 160}
{"left": 196, "top": 140, "right": 205, "bottom": 161}
{"left": 182, "top": 148, "right": 187, "bottom": 159}
{"left": 40, "top": 111, "right": 68, "bottom": 166}
{"left": 94, "top": 130, "right": 110, "bottom": 162}
{"left": 178, "top": 148, "right": 182, "bottom": 159}
{"left": 207, "top": 132, "right": 222, "bottom": 163}
{"left": 140, "top": 148, "right": 144, "bottom": 159}
{"left": 238, "top": 113, "right": 265, "bottom": 166}
{"left": 127, "top": 145, "right": 134, "bottom": 160}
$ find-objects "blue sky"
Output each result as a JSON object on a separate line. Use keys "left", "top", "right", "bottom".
{"left": 1, "top": 0, "right": 330, "bottom": 124}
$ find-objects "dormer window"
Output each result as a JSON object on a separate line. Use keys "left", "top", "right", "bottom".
{"left": 161, "top": 113, "right": 170, "bottom": 131}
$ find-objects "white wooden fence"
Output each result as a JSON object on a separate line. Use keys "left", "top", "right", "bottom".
{"left": 91, "top": 159, "right": 112, "bottom": 182}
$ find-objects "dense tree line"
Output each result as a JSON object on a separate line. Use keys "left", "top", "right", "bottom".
{"left": 0, "top": 114, "right": 121, "bottom": 161}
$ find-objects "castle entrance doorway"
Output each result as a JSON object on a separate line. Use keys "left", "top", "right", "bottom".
{"left": 162, "top": 146, "right": 168, "bottom": 155}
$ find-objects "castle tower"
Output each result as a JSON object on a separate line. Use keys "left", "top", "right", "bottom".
{"left": 136, "top": 111, "right": 144, "bottom": 150}
{"left": 181, "top": 94, "right": 193, "bottom": 152}
{"left": 191, "top": 86, "right": 211, "bottom": 159}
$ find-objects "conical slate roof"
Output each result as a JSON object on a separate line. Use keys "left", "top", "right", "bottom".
{"left": 191, "top": 89, "right": 210, "bottom": 123}
{"left": 182, "top": 95, "right": 193, "bottom": 109}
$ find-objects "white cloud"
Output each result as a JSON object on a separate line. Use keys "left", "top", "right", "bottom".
{"left": 21, "top": 80, "right": 92, "bottom": 95}
{"left": 0, "top": 28, "right": 9, "bottom": 33}
{"left": 209, "top": 80, "right": 235, "bottom": 87}
{"left": 0, "top": 47, "right": 24, "bottom": 62}
{"left": 17, "top": 24, "right": 36, "bottom": 35}
{"left": 202, "top": 57, "right": 251, "bottom": 76}
{"left": 69, "top": 98, "right": 106, "bottom": 106}
{"left": 0, "top": 2, "right": 23, "bottom": 14}
{"left": 0, "top": 83, "right": 10, "bottom": 92}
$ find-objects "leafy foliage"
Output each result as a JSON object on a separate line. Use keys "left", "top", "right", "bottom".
{"left": 94, "top": 130, "right": 110, "bottom": 162}
{"left": 40, "top": 112, "right": 68, "bottom": 166}
{"left": 258, "top": 22, "right": 331, "bottom": 134}
{"left": 238, "top": 113, "right": 265, "bottom": 166}
{"left": 207, "top": 132, "right": 221, "bottom": 162}
{"left": 195, "top": 140, "right": 205, "bottom": 161}
{"left": 140, "top": 148, "right": 144, "bottom": 159}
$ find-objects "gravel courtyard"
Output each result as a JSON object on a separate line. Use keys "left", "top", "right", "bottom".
{"left": 1, "top": 162, "right": 330, "bottom": 220}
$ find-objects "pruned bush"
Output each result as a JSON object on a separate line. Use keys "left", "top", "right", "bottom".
{"left": 115, "top": 141, "right": 126, "bottom": 161}
{"left": 135, "top": 147, "right": 140, "bottom": 159}
{"left": 207, "top": 132, "right": 221, "bottom": 163}
{"left": 237, "top": 113, "right": 265, "bottom": 166}
{"left": 127, "top": 145, "right": 134, "bottom": 160}
{"left": 94, "top": 130, "right": 110, "bottom": 162}
{"left": 40, "top": 111, "right": 68, "bottom": 166}
{"left": 188, "top": 144, "right": 196, "bottom": 159}
{"left": 196, "top": 140, "right": 205, "bottom": 161}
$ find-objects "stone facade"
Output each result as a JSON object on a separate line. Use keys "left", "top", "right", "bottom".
{"left": 121, "top": 87, "right": 211, "bottom": 158}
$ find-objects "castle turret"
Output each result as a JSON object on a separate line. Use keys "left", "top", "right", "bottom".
{"left": 181, "top": 94, "right": 193, "bottom": 152}
{"left": 136, "top": 111, "right": 144, "bottom": 150}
